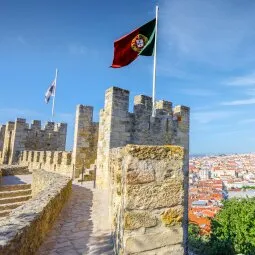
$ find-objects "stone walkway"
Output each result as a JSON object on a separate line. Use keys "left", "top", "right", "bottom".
{"left": 37, "top": 181, "right": 114, "bottom": 255}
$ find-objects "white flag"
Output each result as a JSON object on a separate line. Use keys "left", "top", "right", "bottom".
{"left": 45, "top": 79, "right": 56, "bottom": 104}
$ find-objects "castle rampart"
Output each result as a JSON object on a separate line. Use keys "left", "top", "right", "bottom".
{"left": 96, "top": 86, "right": 190, "bottom": 189}
{"left": 0, "top": 118, "right": 67, "bottom": 165}
{"left": 19, "top": 150, "right": 73, "bottom": 177}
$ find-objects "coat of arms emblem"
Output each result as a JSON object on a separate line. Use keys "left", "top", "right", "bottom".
{"left": 131, "top": 34, "right": 148, "bottom": 52}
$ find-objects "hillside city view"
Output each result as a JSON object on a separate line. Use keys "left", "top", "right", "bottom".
{"left": 1, "top": 1, "right": 255, "bottom": 255}
{"left": 189, "top": 154, "right": 255, "bottom": 233}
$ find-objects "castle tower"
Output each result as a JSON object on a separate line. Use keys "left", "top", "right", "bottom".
{"left": 9, "top": 118, "right": 29, "bottom": 163}
{"left": 72, "top": 105, "right": 99, "bottom": 177}
{"left": 1, "top": 122, "right": 15, "bottom": 164}
{"left": 96, "top": 86, "right": 190, "bottom": 189}
{"left": 96, "top": 87, "right": 132, "bottom": 188}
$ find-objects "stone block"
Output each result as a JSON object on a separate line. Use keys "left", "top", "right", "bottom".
{"left": 126, "top": 179, "right": 183, "bottom": 210}
{"left": 124, "top": 227, "right": 183, "bottom": 254}
{"left": 124, "top": 211, "right": 157, "bottom": 230}
{"left": 125, "top": 157, "right": 155, "bottom": 185}
{"left": 161, "top": 206, "right": 183, "bottom": 226}
{"left": 134, "top": 244, "right": 184, "bottom": 255}
{"left": 125, "top": 145, "right": 184, "bottom": 161}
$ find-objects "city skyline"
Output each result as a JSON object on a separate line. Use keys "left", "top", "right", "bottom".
{"left": 0, "top": 0, "right": 255, "bottom": 154}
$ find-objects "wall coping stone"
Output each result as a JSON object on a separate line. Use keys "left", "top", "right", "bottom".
{"left": 0, "top": 169, "right": 72, "bottom": 254}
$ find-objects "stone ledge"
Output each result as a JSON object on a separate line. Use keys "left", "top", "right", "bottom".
{"left": 125, "top": 145, "right": 184, "bottom": 161}
{"left": 0, "top": 165, "right": 30, "bottom": 176}
{"left": 0, "top": 169, "right": 72, "bottom": 255}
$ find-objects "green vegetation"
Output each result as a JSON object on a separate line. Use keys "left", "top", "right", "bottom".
{"left": 242, "top": 186, "right": 255, "bottom": 190}
{"left": 189, "top": 198, "right": 255, "bottom": 255}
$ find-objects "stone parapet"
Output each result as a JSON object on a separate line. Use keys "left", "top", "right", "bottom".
{"left": 0, "top": 169, "right": 72, "bottom": 255}
{"left": 109, "top": 144, "right": 188, "bottom": 255}
{"left": 19, "top": 150, "right": 73, "bottom": 178}
{"left": 0, "top": 165, "right": 29, "bottom": 176}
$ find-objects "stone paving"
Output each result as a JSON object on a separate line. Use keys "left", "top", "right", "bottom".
{"left": 38, "top": 181, "right": 114, "bottom": 255}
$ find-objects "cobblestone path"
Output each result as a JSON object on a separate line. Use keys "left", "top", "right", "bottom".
{"left": 38, "top": 182, "right": 114, "bottom": 255}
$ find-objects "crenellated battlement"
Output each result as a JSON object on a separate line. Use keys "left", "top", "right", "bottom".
{"left": 0, "top": 118, "right": 67, "bottom": 164}
{"left": 96, "top": 86, "right": 190, "bottom": 188}
{"left": 99, "top": 86, "right": 189, "bottom": 147}
{"left": 19, "top": 150, "right": 73, "bottom": 177}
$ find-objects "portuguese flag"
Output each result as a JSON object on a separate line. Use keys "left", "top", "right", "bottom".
{"left": 111, "top": 18, "right": 156, "bottom": 68}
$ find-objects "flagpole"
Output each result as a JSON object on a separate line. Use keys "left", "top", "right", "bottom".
{"left": 51, "top": 68, "right": 58, "bottom": 122}
{"left": 152, "top": 5, "right": 159, "bottom": 117}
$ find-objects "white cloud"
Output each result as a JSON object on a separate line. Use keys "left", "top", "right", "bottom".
{"left": 246, "top": 89, "right": 255, "bottom": 96}
{"left": 225, "top": 73, "right": 255, "bottom": 86}
{"left": 221, "top": 98, "right": 255, "bottom": 106}
{"left": 192, "top": 110, "right": 236, "bottom": 124}
{"left": 180, "top": 88, "right": 217, "bottom": 96}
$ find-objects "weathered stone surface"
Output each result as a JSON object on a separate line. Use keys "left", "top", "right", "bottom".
{"left": 125, "top": 227, "right": 183, "bottom": 254}
{"left": 134, "top": 244, "right": 184, "bottom": 255}
{"left": 125, "top": 145, "right": 184, "bottom": 161}
{"left": 109, "top": 144, "right": 188, "bottom": 254}
{"left": 126, "top": 179, "right": 183, "bottom": 210}
{"left": 0, "top": 169, "right": 72, "bottom": 255}
{"left": 0, "top": 165, "right": 29, "bottom": 176}
{"left": 161, "top": 206, "right": 183, "bottom": 226}
{"left": 126, "top": 157, "right": 155, "bottom": 185}
{"left": 124, "top": 211, "right": 157, "bottom": 230}
{"left": 125, "top": 156, "right": 184, "bottom": 185}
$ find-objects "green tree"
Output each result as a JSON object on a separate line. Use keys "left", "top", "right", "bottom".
{"left": 189, "top": 198, "right": 255, "bottom": 255}
{"left": 210, "top": 198, "right": 255, "bottom": 255}
{"left": 188, "top": 224, "right": 210, "bottom": 254}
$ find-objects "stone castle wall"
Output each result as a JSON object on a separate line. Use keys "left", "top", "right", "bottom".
{"left": 72, "top": 105, "right": 98, "bottom": 177}
{"left": 96, "top": 86, "right": 190, "bottom": 189}
{"left": 110, "top": 145, "right": 188, "bottom": 254}
{"left": 0, "top": 118, "right": 67, "bottom": 165}
{"left": 0, "top": 169, "right": 72, "bottom": 255}
{"left": 0, "top": 106, "right": 98, "bottom": 178}
{"left": 19, "top": 150, "right": 73, "bottom": 177}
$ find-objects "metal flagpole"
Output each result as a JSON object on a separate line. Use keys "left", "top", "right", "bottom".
{"left": 152, "top": 5, "right": 159, "bottom": 117}
{"left": 51, "top": 68, "right": 58, "bottom": 121}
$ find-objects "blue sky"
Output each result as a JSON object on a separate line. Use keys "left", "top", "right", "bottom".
{"left": 0, "top": 0, "right": 255, "bottom": 154}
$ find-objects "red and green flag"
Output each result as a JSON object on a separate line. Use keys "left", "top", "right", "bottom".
{"left": 111, "top": 18, "right": 156, "bottom": 68}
